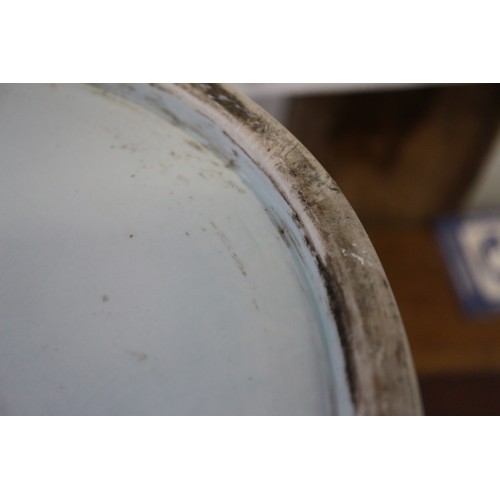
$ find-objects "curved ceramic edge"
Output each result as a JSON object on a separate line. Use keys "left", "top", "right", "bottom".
{"left": 95, "top": 83, "right": 422, "bottom": 415}
{"left": 169, "top": 84, "right": 423, "bottom": 416}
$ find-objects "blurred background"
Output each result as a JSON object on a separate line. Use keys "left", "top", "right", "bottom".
{"left": 235, "top": 83, "right": 500, "bottom": 415}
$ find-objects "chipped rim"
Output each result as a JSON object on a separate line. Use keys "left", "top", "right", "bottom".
{"left": 149, "top": 83, "right": 423, "bottom": 415}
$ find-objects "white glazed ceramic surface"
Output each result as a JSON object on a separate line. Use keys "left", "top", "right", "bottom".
{"left": 0, "top": 84, "right": 356, "bottom": 415}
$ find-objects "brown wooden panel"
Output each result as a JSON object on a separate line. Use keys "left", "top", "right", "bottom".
{"left": 366, "top": 224, "right": 500, "bottom": 376}
{"left": 288, "top": 85, "right": 500, "bottom": 222}
{"left": 419, "top": 372, "right": 500, "bottom": 415}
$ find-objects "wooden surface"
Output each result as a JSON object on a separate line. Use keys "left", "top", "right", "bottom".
{"left": 366, "top": 224, "right": 500, "bottom": 376}
{"left": 419, "top": 372, "right": 500, "bottom": 416}
{"left": 288, "top": 85, "right": 500, "bottom": 223}
{"left": 366, "top": 224, "right": 500, "bottom": 414}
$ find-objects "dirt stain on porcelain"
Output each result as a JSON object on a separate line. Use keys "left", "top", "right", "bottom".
{"left": 210, "top": 221, "right": 247, "bottom": 277}
{"left": 128, "top": 351, "right": 148, "bottom": 362}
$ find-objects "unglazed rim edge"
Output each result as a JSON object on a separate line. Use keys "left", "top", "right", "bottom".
{"left": 157, "top": 83, "right": 423, "bottom": 416}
